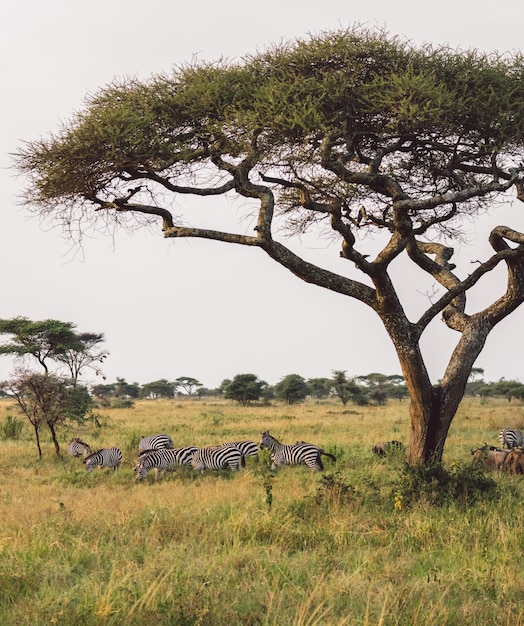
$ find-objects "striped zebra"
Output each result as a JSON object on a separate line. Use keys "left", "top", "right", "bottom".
{"left": 499, "top": 428, "right": 524, "bottom": 449}
{"left": 83, "top": 447, "right": 123, "bottom": 473}
{"left": 260, "top": 431, "right": 331, "bottom": 471}
{"left": 67, "top": 437, "right": 92, "bottom": 458}
{"left": 135, "top": 447, "right": 198, "bottom": 482}
{"left": 221, "top": 440, "right": 259, "bottom": 462}
{"left": 295, "top": 440, "right": 337, "bottom": 463}
{"left": 138, "top": 434, "right": 174, "bottom": 453}
{"left": 191, "top": 446, "right": 245, "bottom": 472}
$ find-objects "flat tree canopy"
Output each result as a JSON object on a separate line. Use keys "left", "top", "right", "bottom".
{"left": 14, "top": 27, "right": 524, "bottom": 463}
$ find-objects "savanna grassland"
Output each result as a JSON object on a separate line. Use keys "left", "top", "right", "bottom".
{"left": 1, "top": 396, "right": 524, "bottom": 626}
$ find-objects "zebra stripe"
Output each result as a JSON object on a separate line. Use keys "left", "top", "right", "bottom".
{"left": 191, "top": 446, "right": 245, "bottom": 472}
{"left": 221, "top": 440, "right": 259, "bottom": 461}
{"left": 67, "top": 437, "right": 92, "bottom": 458}
{"left": 135, "top": 447, "right": 198, "bottom": 482}
{"left": 138, "top": 434, "right": 174, "bottom": 453}
{"left": 83, "top": 447, "right": 123, "bottom": 473}
{"left": 499, "top": 428, "right": 524, "bottom": 449}
{"left": 260, "top": 431, "right": 326, "bottom": 471}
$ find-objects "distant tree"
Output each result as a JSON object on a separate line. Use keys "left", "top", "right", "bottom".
{"left": 218, "top": 379, "right": 232, "bottom": 397}
{"left": 223, "top": 374, "right": 268, "bottom": 406}
{"left": 113, "top": 378, "right": 140, "bottom": 398}
{"left": 0, "top": 317, "right": 108, "bottom": 383}
{"left": 274, "top": 374, "right": 310, "bottom": 405}
{"left": 307, "top": 377, "right": 332, "bottom": 399}
{"left": 356, "top": 372, "right": 407, "bottom": 403}
{"left": 91, "top": 382, "right": 117, "bottom": 399}
{"left": 0, "top": 317, "right": 78, "bottom": 374}
{"left": 4, "top": 369, "right": 91, "bottom": 458}
{"left": 468, "top": 367, "right": 485, "bottom": 383}
{"left": 174, "top": 376, "right": 203, "bottom": 396}
{"left": 331, "top": 370, "right": 365, "bottom": 406}
{"left": 478, "top": 384, "right": 494, "bottom": 403}
{"left": 492, "top": 379, "right": 524, "bottom": 402}
{"left": 55, "top": 332, "right": 108, "bottom": 384}
{"left": 140, "top": 379, "right": 175, "bottom": 399}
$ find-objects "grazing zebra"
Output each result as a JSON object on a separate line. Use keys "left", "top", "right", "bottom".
{"left": 221, "top": 440, "right": 259, "bottom": 462}
{"left": 138, "top": 434, "right": 174, "bottom": 453}
{"left": 499, "top": 428, "right": 524, "bottom": 449}
{"left": 372, "top": 440, "right": 405, "bottom": 457}
{"left": 260, "top": 431, "right": 328, "bottom": 471}
{"left": 191, "top": 446, "right": 245, "bottom": 472}
{"left": 83, "top": 447, "right": 123, "bottom": 473}
{"left": 295, "top": 440, "right": 337, "bottom": 463}
{"left": 135, "top": 447, "right": 198, "bottom": 482}
{"left": 67, "top": 437, "right": 92, "bottom": 458}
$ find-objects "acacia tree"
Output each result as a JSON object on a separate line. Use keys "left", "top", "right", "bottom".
{"left": 4, "top": 369, "right": 90, "bottom": 458}
{"left": 0, "top": 317, "right": 108, "bottom": 382}
{"left": 174, "top": 376, "right": 203, "bottom": 396}
{"left": 14, "top": 28, "right": 524, "bottom": 464}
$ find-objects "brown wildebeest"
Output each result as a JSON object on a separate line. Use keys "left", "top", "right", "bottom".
{"left": 372, "top": 440, "right": 405, "bottom": 457}
{"left": 471, "top": 444, "right": 509, "bottom": 470}
{"left": 503, "top": 448, "right": 524, "bottom": 475}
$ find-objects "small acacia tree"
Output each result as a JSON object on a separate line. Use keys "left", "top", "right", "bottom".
{"left": 14, "top": 27, "right": 524, "bottom": 464}
{"left": 0, "top": 317, "right": 103, "bottom": 455}
{"left": 4, "top": 369, "right": 91, "bottom": 458}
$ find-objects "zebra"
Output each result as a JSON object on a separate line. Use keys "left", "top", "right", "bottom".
{"left": 83, "top": 447, "right": 123, "bottom": 473}
{"left": 138, "top": 434, "right": 174, "bottom": 453}
{"left": 221, "top": 440, "right": 259, "bottom": 462}
{"left": 67, "top": 437, "right": 92, "bottom": 458}
{"left": 295, "top": 440, "right": 337, "bottom": 463}
{"left": 135, "top": 447, "right": 198, "bottom": 482}
{"left": 191, "top": 446, "right": 245, "bottom": 472}
{"left": 499, "top": 428, "right": 524, "bottom": 449}
{"left": 260, "top": 431, "right": 332, "bottom": 471}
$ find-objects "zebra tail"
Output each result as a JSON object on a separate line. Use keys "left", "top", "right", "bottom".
{"left": 241, "top": 455, "right": 246, "bottom": 469}
{"left": 320, "top": 451, "right": 337, "bottom": 463}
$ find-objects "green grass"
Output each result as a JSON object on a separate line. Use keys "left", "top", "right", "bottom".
{"left": 0, "top": 396, "right": 524, "bottom": 625}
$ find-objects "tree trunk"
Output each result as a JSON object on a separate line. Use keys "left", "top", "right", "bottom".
{"left": 47, "top": 422, "right": 61, "bottom": 457}
{"left": 33, "top": 423, "right": 42, "bottom": 460}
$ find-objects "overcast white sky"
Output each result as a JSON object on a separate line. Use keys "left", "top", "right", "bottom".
{"left": 1, "top": 1, "right": 523, "bottom": 389}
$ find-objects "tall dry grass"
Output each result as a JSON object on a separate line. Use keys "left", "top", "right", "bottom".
{"left": 0, "top": 396, "right": 524, "bottom": 625}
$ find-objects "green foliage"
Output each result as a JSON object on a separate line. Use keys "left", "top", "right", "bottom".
{"left": 0, "top": 414, "right": 23, "bottom": 440}
{"left": 222, "top": 373, "right": 268, "bottom": 405}
{"left": 111, "top": 398, "right": 135, "bottom": 409}
{"left": 313, "top": 471, "right": 355, "bottom": 505}
{"left": 395, "top": 460, "right": 498, "bottom": 507}
{"left": 15, "top": 26, "right": 524, "bottom": 231}
{"left": 139, "top": 379, "right": 175, "bottom": 399}
{"left": 274, "top": 374, "right": 309, "bottom": 404}
{"left": 331, "top": 370, "right": 365, "bottom": 406}
{"left": 306, "top": 377, "right": 332, "bottom": 399}
{"left": 0, "top": 317, "right": 106, "bottom": 380}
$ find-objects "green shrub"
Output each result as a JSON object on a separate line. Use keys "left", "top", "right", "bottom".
{"left": 394, "top": 460, "right": 498, "bottom": 507}
{"left": 111, "top": 398, "right": 135, "bottom": 409}
{"left": 0, "top": 414, "right": 24, "bottom": 440}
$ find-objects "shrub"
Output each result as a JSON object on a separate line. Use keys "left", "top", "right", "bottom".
{"left": 394, "top": 460, "right": 498, "bottom": 507}
{"left": 111, "top": 398, "right": 135, "bottom": 409}
{"left": 0, "top": 414, "right": 23, "bottom": 439}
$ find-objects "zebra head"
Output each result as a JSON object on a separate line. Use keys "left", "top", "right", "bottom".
{"left": 260, "top": 431, "right": 276, "bottom": 451}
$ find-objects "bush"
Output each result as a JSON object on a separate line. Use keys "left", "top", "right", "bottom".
{"left": 111, "top": 398, "right": 135, "bottom": 409}
{"left": 394, "top": 460, "right": 498, "bottom": 507}
{"left": 0, "top": 414, "right": 23, "bottom": 440}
